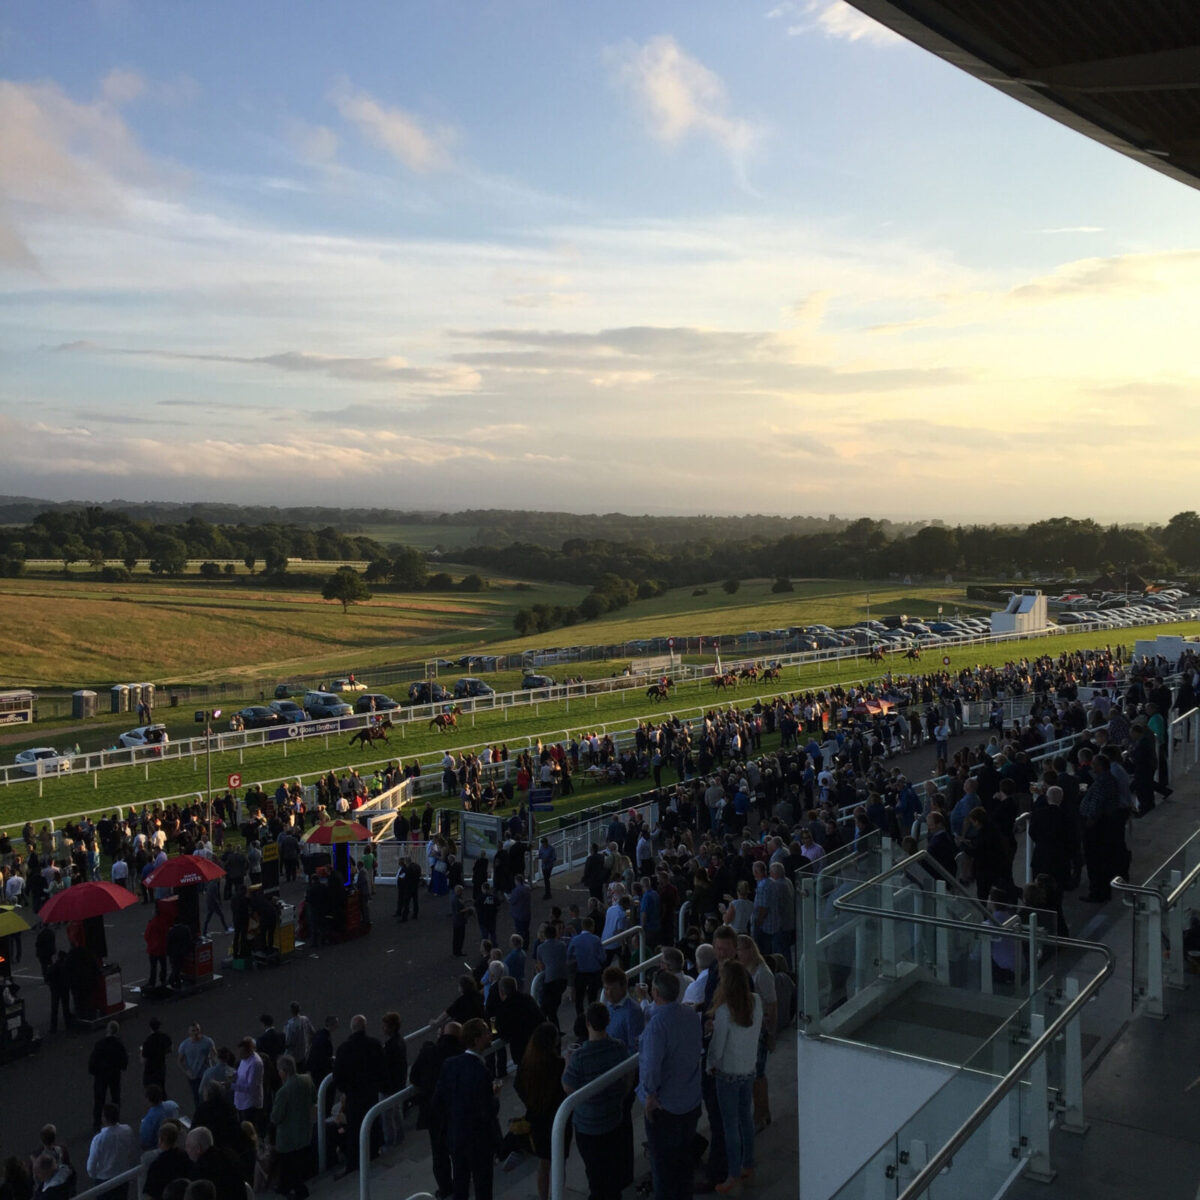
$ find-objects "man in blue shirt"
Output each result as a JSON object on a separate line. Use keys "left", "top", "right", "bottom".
{"left": 603, "top": 965, "right": 644, "bottom": 1190}
{"left": 503, "top": 934, "right": 527, "bottom": 990}
{"left": 507, "top": 875, "right": 532, "bottom": 946}
{"left": 563, "top": 1003, "right": 633, "bottom": 1200}
{"left": 567, "top": 917, "right": 606, "bottom": 1016}
{"left": 638, "top": 881, "right": 662, "bottom": 950}
{"left": 637, "top": 972, "right": 702, "bottom": 1200}
{"left": 535, "top": 924, "right": 569, "bottom": 1029}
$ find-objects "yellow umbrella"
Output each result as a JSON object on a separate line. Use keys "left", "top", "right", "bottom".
{"left": 0, "top": 906, "right": 30, "bottom": 937}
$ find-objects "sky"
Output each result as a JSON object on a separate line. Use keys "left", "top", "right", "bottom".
{"left": 1, "top": 1, "right": 1198, "bottom": 523}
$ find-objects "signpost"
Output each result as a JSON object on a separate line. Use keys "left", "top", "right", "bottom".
{"left": 227, "top": 773, "right": 242, "bottom": 789}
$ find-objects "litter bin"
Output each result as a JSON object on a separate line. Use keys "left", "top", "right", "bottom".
{"left": 72, "top": 690, "right": 97, "bottom": 719}
{"left": 110, "top": 684, "right": 130, "bottom": 714}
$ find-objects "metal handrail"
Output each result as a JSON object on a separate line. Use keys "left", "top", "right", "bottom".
{"left": 75, "top": 1161, "right": 146, "bottom": 1200}
{"left": 602, "top": 921, "right": 647, "bottom": 965}
{"left": 550, "top": 1051, "right": 640, "bottom": 1200}
{"left": 355, "top": 1035, "right": 509, "bottom": 1200}
{"left": 824, "top": 850, "right": 1114, "bottom": 1200}
{"left": 316, "top": 1022, "right": 433, "bottom": 1175}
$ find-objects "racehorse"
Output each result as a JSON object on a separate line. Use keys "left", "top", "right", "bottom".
{"left": 646, "top": 680, "right": 673, "bottom": 702}
{"left": 903, "top": 646, "right": 922, "bottom": 662}
{"left": 429, "top": 704, "right": 464, "bottom": 733}
{"left": 761, "top": 665, "right": 781, "bottom": 682}
{"left": 348, "top": 717, "right": 393, "bottom": 749}
{"left": 712, "top": 672, "right": 738, "bottom": 692}
{"left": 868, "top": 647, "right": 885, "bottom": 663}
{"left": 739, "top": 665, "right": 759, "bottom": 683}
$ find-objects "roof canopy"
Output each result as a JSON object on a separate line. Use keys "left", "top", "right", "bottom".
{"left": 848, "top": 1, "right": 1200, "bottom": 190}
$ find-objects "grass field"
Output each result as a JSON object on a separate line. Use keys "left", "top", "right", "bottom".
{"left": 4, "top": 617, "right": 1196, "bottom": 831}
{"left": 351, "top": 522, "right": 481, "bottom": 550}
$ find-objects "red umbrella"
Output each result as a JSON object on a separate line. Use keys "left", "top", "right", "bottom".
{"left": 38, "top": 881, "right": 138, "bottom": 924}
{"left": 144, "top": 854, "right": 226, "bottom": 889}
{"left": 302, "top": 819, "right": 371, "bottom": 845}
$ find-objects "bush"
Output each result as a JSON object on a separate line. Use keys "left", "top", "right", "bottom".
{"left": 722, "top": 578, "right": 741, "bottom": 595}
{"left": 771, "top": 577, "right": 794, "bottom": 593}
{"left": 100, "top": 565, "right": 131, "bottom": 582}
{"left": 692, "top": 587, "right": 708, "bottom": 596}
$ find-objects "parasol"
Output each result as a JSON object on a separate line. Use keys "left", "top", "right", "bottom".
{"left": 302, "top": 819, "right": 371, "bottom": 845}
{"left": 144, "top": 854, "right": 226, "bottom": 890}
{"left": 37, "top": 881, "right": 139, "bottom": 924}
{"left": 0, "top": 906, "right": 31, "bottom": 937}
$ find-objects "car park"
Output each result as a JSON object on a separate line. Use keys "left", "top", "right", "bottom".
{"left": 304, "top": 692, "right": 352, "bottom": 718}
{"left": 269, "top": 700, "right": 308, "bottom": 723}
{"left": 354, "top": 692, "right": 399, "bottom": 713}
{"left": 232, "top": 706, "right": 282, "bottom": 730}
{"left": 408, "top": 681, "right": 450, "bottom": 703}
{"left": 454, "top": 677, "right": 495, "bottom": 699}
{"left": 15, "top": 747, "right": 71, "bottom": 775}
{"left": 119, "top": 724, "right": 169, "bottom": 749}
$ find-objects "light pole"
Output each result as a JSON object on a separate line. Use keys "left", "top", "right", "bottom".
{"left": 195, "top": 708, "right": 222, "bottom": 838}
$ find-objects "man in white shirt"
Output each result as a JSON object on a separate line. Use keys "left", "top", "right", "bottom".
{"left": 683, "top": 945, "right": 715, "bottom": 1006}
{"left": 86, "top": 1103, "right": 140, "bottom": 1191}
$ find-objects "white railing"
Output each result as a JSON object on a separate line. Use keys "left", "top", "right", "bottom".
{"left": 1168, "top": 706, "right": 1200, "bottom": 780}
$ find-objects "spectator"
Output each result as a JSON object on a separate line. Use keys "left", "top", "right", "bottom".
{"left": 141, "top": 1122, "right": 190, "bottom": 1200}
{"left": 138, "top": 1086, "right": 180, "bottom": 1151}
{"left": 177, "top": 1024, "right": 216, "bottom": 1111}
{"left": 88, "top": 1022, "right": 129, "bottom": 1133}
{"left": 85, "top": 1103, "right": 139, "bottom": 1200}
{"left": 707, "top": 960, "right": 763, "bottom": 1194}
{"left": 432, "top": 1018, "right": 499, "bottom": 1200}
{"left": 270, "top": 1055, "right": 315, "bottom": 1200}
{"left": 513, "top": 1023, "right": 565, "bottom": 1200}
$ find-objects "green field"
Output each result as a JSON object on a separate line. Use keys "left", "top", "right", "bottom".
{"left": 4, "top": 615, "right": 1196, "bottom": 831}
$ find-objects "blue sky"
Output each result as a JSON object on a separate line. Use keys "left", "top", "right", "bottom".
{"left": 2, "top": 1, "right": 1197, "bottom": 521}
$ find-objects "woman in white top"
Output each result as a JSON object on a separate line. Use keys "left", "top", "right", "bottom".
{"left": 707, "top": 960, "right": 763, "bottom": 1195}
{"left": 722, "top": 880, "right": 755, "bottom": 934}
{"left": 736, "top": 935, "right": 777, "bottom": 1132}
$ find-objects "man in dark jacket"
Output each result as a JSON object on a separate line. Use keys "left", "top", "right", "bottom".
{"left": 492, "top": 977, "right": 541, "bottom": 1067}
{"left": 381, "top": 1011, "right": 408, "bottom": 1148}
{"left": 88, "top": 1021, "right": 129, "bottom": 1131}
{"left": 433, "top": 1019, "right": 499, "bottom": 1200}
{"left": 582, "top": 844, "right": 608, "bottom": 903}
{"left": 332, "top": 1014, "right": 384, "bottom": 1176}
{"left": 410, "top": 1024, "right": 463, "bottom": 1198}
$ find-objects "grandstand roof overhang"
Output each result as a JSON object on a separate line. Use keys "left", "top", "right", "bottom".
{"left": 846, "top": 1, "right": 1200, "bottom": 191}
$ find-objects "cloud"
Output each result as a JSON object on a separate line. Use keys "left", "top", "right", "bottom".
{"left": 775, "top": 2, "right": 903, "bottom": 46}
{"left": 0, "top": 75, "right": 174, "bottom": 268}
{"left": 1038, "top": 226, "right": 1104, "bottom": 234}
{"left": 1009, "top": 250, "right": 1200, "bottom": 301}
{"left": 449, "top": 324, "right": 964, "bottom": 394}
{"left": 610, "top": 36, "right": 762, "bottom": 172}
{"left": 49, "top": 342, "right": 481, "bottom": 392}
{"left": 329, "top": 79, "right": 454, "bottom": 172}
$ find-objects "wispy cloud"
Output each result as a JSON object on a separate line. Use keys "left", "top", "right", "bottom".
{"left": 610, "top": 36, "right": 763, "bottom": 181}
{"left": 770, "top": 2, "right": 902, "bottom": 47}
{"left": 329, "top": 78, "right": 455, "bottom": 173}
{"left": 1038, "top": 226, "right": 1104, "bottom": 235}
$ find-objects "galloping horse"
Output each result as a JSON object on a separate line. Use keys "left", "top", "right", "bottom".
{"left": 903, "top": 646, "right": 922, "bottom": 663}
{"left": 868, "top": 646, "right": 886, "bottom": 663}
{"left": 646, "top": 680, "right": 673, "bottom": 702}
{"left": 348, "top": 717, "right": 393, "bottom": 750}
{"left": 761, "top": 664, "right": 781, "bottom": 682}
{"left": 712, "top": 672, "right": 738, "bottom": 692}
{"left": 739, "top": 665, "right": 759, "bottom": 683}
{"left": 429, "top": 704, "right": 464, "bottom": 733}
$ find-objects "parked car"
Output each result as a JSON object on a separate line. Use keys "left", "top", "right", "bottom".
{"left": 232, "top": 706, "right": 282, "bottom": 730}
{"left": 119, "top": 724, "right": 169, "bottom": 749}
{"left": 408, "top": 681, "right": 450, "bottom": 704}
{"left": 15, "top": 747, "right": 71, "bottom": 775}
{"left": 268, "top": 700, "right": 308, "bottom": 723}
{"left": 273, "top": 683, "right": 299, "bottom": 699}
{"left": 330, "top": 676, "right": 367, "bottom": 692}
{"left": 521, "top": 673, "right": 556, "bottom": 690}
{"left": 454, "top": 677, "right": 495, "bottom": 699}
{"left": 303, "top": 692, "right": 352, "bottom": 718}
{"left": 355, "top": 692, "right": 399, "bottom": 714}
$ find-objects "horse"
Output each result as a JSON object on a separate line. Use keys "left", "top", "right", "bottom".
{"left": 429, "top": 704, "right": 464, "bottom": 733}
{"left": 903, "top": 646, "right": 922, "bottom": 662}
{"left": 712, "top": 672, "right": 737, "bottom": 692}
{"left": 868, "top": 646, "right": 885, "bottom": 663}
{"left": 739, "top": 665, "right": 759, "bottom": 683}
{"left": 348, "top": 717, "right": 393, "bottom": 749}
{"left": 646, "top": 681, "right": 673, "bottom": 702}
{"left": 761, "top": 665, "right": 781, "bottom": 682}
